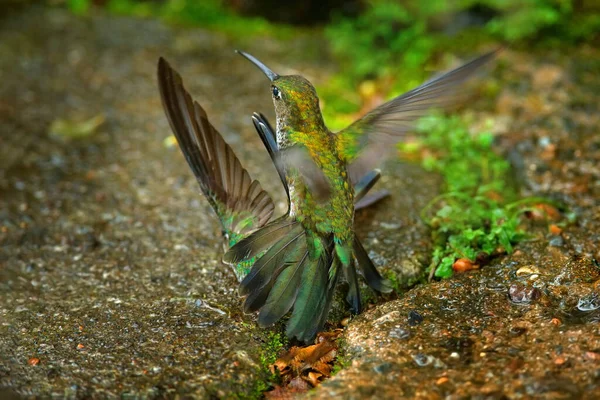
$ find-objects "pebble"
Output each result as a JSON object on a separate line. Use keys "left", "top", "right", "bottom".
{"left": 576, "top": 294, "right": 600, "bottom": 312}
{"left": 389, "top": 327, "right": 411, "bottom": 340}
{"left": 508, "top": 283, "right": 542, "bottom": 303}
{"left": 28, "top": 357, "right": 40, "bottom": 366}
{"left": 549, "top": 235, "right": 564, "bottom": 247}
{"left": 373, "top": 362, "right": 393, "bottom": 374}
{"left": 373, "top": 311, "right": 400, "bottom": 325}
{"left": 408, "top": 310, "right": 424, "bottom": 326}
{"left": 516, "top": 265, "right": 540, "bottom": 278}
{"left": 412, "top": 353, "right": 432, "bottom": 367}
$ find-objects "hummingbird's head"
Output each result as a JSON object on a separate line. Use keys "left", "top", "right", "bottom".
{"left": 236, "top": 51, "right": 326, "bottom": 139}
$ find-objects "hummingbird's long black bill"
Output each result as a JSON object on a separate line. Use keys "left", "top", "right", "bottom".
{"left": 235, "top": 50, "right": 279, "bottom": 81}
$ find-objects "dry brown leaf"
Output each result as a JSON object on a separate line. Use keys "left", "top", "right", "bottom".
{"left": 265, "top": 329, "right": 343, "bottom": 398}
{"left": 305, "top": 371, "right": 323, "bottom": 387}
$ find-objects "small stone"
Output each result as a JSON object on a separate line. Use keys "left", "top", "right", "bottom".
{"left": 389, "top": 327, "right": 410, "bottom": 340}
{"left": 516, "top": 265, "right": 540, "bottom": 277}
{"left": 549, "top": 235, "right": 564, "bottom": 247}
{"left": 509, "top": 326, "right": 528, "bottom": 337}
{"left": 412, "top": 353, "right": 433, "bottom": 367}
{"left": 380, "top": 222, "right": 401, "bottom": 230}
{"left": 576, "top": 294, "right": 600, "bottom": 311}
{"left": 373, "top": 362, "right": 393, "bottom": 374}
{"left": 373, "top": 311, "right": 400, "bottom": 325}
{"left": 408, "top": 310, "right": 424, "bottom": 326}
{"left": 554, "top": 356, "right": 567, "bottom": 366}
{"left": 508, "top": 283, "right": 542, "bottom": 303}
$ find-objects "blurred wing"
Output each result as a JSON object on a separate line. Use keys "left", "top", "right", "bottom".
{"left": 251, "top": 113, "right": 331, "bottom": 201}
{"left": 339, "top": 50, "right": 499, "bottom": 183}
{"left": 280, "top": 145, "right": 332, "bottom": 202}
{"left": 158, "top": 57, "right": 274, "bottom": 241}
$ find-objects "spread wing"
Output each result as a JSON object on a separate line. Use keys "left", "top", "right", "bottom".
{"left": 338, "top": 50, "right": 499, "bottom": 183}
{"left": 158, "top": 57, "right": 274, "bottom": 242}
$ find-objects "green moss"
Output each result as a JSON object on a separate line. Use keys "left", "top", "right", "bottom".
{"left": 331, "top": 336, "right": 350, "bottom": 376}
{"left": 382, "top": 270, "right": 402, "bottom": 294}
{"left": 236, "top": 330, "right": 286, "bottom": 400}
{"left": 400, "top": 114, "right": 553, "bottom": 279}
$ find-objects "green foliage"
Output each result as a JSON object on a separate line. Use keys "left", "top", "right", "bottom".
{"left": 480, "top": 0, "right": 600, "bottom": 42}
{"left": 320, "top": 0, "right": 599, "bottom": 124}
{"left": 66, "top": 0, "right": 90, "bottom": 15}
{"left": 401, "top": 114, "right": 537, "bottom": 279}
{"left": 65, "top": 0, "right": 293, "bottom": 38}
{"left": 382, "top": 269, "right": 402, "bottom": 294}
{"left": 326, "top": 2, "right": 437, "bottom": 83}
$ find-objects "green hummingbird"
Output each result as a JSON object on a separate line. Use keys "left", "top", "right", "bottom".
{"left": 157, "top": 49, "right": 496, "bottom": 342}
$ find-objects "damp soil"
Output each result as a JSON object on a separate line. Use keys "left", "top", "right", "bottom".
{"left": 1, "top": 5, "right": 599, "bottom": 399}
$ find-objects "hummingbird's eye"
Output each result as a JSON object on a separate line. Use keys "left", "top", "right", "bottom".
{"left": 272, "top": 86, "right": 281, "bottom": 100}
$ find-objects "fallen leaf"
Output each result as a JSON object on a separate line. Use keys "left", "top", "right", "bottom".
{"left": 266, "top": 329, "right": 342, "bottom": 398}
{"left": 49, "top": 114, "right": 105, "bottom": 140}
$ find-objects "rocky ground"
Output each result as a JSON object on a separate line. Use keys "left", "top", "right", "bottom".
{"left": 1, "top": 5, "right": 599, "bottom": 399}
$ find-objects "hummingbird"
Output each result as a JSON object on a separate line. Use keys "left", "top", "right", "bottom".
{"left": 157, "top": 49, "right": 496, "bottom": 342}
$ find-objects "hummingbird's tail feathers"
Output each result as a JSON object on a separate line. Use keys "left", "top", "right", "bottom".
{"left": 353, "top": 236, "right": 394, "bottom": 293}
{"left": 157, "top": 57, "right": 275, "bottom": 243}
{"left": 286, "top": 237, "right": 337, "bottom": 342}
{"left": 257, "top": 250, "right": 309, "bottom": 326}
{"left": 223, "top": 217, "right": 298, "bottom": 264}
{"left": 344, "top": 258, "right": 362, "bottom": 314}
{"left": 240, "top": 223, "right": 305, "bottom": 298}
{"left": 313, "top": 262, "right": 341, "bottom": 337}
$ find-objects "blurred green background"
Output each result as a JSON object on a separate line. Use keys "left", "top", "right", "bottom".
{"left": 20, "top": 0, "right": 599, "bottom": 128}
